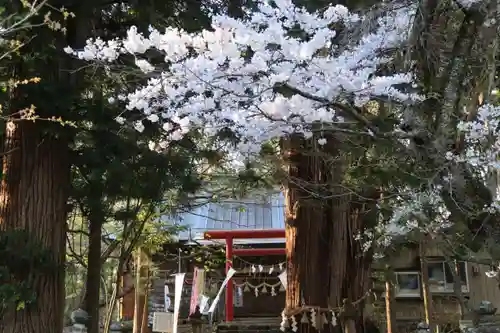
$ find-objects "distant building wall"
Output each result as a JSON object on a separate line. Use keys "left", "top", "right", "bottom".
{"left": 371, "top": 243, "right": 500, "bottom": 333}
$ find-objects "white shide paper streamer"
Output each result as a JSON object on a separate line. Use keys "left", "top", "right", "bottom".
{"left": 208, "top": 267, "right": 236, "bottom": 313}
{"left": 278, "top": 270, "right": 287, "bottom": 288}
{"left": 199, "top": 294, "right": 210, "bottom": 314}
{"left": 173, "top": 273, "right": 185, "bottom": 333}
{"left": 164, "top": 285, "right": 171, "bottom": 310}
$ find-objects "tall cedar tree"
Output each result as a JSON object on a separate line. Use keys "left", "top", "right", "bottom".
{"left": 0, "top": 0, "right": 228, "bottom": 331}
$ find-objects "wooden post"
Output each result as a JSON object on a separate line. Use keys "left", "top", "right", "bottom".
{"left": 203, "top": 230, "right": 286, "bottom": 323}
{"left": 133, "top": 249, "right": 143, "bottom": 333}
{"left": 140, "top": 269, "right": 151, "bottom": 333}
{"left": 420, "top": 240, "right": 434, "bottom": 332}
{"left": 446, "top": 258, "right": 467, "bottom": 318}
{"left": 225, "top": 237, "right": 234, "bottom": 322}
{"left": 385, "top": 267, "right": 394, "bottom": 333}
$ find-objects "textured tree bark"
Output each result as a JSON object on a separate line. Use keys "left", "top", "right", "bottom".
{"left": 283, "top": 135, "right": 376, "bottom": 333}
{"left": 0, "top": 121, "right": 70, "bottom": 333}
{"left": 409, "top": 0, "right": 500, "bottom": 243}
{"left": 447, "top": 259, "right": 467, "bottom": 318}
{"left": 83, "top": 207, "right": 104, "bottom": 333}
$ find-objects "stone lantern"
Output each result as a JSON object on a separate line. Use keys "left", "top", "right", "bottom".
{"left": 70, "top": 308, "right": 89, "bottom": 333}
{"left": 416, "top": 322, "right": 430, "bottom": 333}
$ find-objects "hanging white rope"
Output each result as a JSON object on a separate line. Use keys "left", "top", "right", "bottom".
{"left": 233, "top": 280, "right": 284, "bottom": 296}
{"left": 232, "top": 256, "right": 286, "bottom": 275}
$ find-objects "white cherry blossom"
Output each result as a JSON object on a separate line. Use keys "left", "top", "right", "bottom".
{"left": 64, "top": 0, "right": 500, "bottom": 264}
{"left": 452, "top": 104, "right": 500, "bottom": 171}
{"left": 67, "top": 0, "right": 417, "bottom": 157}
{"left": 68, "top": 0, "right": 500, "bottom": 252}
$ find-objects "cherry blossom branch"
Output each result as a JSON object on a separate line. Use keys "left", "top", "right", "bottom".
{"left": 278, "top": 83, "right": 374, "bottom": 130}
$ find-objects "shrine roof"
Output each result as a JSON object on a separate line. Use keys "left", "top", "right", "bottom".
{"left": 171, "top": 193, "right": 286, "bottom": 244}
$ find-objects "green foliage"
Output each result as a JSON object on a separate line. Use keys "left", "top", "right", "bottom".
{"left": 193, "top": 245, "right": 226, "bottom": 272}
{"left": 0, "top": 230, "right": 56, "bottom": 312}
{"left": 0, "top": 0, "right": 292, "bottom": 327}
{"left": 138, "top": 222, "right": 185, "bottom": 253}
{"left": 157, "top": 244, "right": 227, "bottom": 272}
{"left": 69, "top": 87, "right": 210, "bottom": 256}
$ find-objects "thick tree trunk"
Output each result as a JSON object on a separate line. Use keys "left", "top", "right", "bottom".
{"left": 83, "top": 208, "right": 104, "bottom": 333}
{"left": 409, "top": 0, "right": 500, "bottom": 246}
{"left": 445, "top": 258, "right": 467, "bottom": 319}
{"left": 283, "top": 135, "right": 376, "bottom": 333}
{"left": 0, "top": 121, "right": 70, "bottom": 333}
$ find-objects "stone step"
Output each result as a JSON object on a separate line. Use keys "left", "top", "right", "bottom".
{"left": 217, "top": 317, "right": 281, "bottom": 333}
{"left": 218, "top": 329, "right": 282, "bottom": 333}
{"left": 218, "top": 330, "right": 282, "bottom": 333}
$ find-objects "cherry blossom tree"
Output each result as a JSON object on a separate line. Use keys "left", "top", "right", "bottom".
{"left": 68, "top": 0, "right": 500, "bottom": 331}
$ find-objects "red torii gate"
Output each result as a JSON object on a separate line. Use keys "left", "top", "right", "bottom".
{"left": 203, "top": 229, "right": 286, "bottom": 322}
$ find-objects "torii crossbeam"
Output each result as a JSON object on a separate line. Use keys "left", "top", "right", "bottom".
{"left": 203, "top": 229, "right": 286, "bottom": 322}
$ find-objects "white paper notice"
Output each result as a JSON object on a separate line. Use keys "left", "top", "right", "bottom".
{"left": 278, "top": 270, "right": 287, "bottom": 288}
{"left": 208, "top": 267, "right": 236, "bottom": 313}
{"left": 164, "top": 285, "right": 171, "bottom": 311}
{"left": 234, "top": 286, "right": 243, "bottom": 308}
{"left": 173, "top": 273, "right": 185, "bottom": 333}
